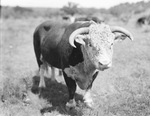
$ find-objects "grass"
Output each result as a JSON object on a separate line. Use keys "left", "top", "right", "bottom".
{"left": 0, "top": 14, "right": 150, "bottom": 116}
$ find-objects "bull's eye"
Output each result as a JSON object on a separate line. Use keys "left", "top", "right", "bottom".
{"left": 88, "top": 42, "right": 92, "bottom": 47}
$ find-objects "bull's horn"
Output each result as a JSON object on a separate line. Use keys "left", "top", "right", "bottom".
{"left": 110, "top": 26, "right": 134, "bottom": 41}
{"left": 69, "top": 27, "right": 89, "bottom": 48}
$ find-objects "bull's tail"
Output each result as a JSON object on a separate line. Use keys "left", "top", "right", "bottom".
{"left": 33, "top": 27, "right": 49, "bottom": 89}
{"left": 33, "top": 30, "right": 43, "bottom": 68}
{"left": 33, "top": 24, "right": 50, "bottom": 68}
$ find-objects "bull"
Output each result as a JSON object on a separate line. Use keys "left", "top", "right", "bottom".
{"left": 33, "top": 20, "right": 133, "bottom": 108}
{"left": 34, "top": 17, "right": 102, "bottom": 80}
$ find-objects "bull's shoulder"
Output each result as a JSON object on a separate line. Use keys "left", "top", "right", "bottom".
{"left": 58, "top": 22, "right": 89, "bottom": 67}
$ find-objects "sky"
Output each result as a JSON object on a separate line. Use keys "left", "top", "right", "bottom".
{"left": 1, "top": 0, "right": 148, "bottom": 9}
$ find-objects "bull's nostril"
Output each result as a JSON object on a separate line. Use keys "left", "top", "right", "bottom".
{"left": 99, "top": 61, "right": 111, "bottom": 66}
{"left": 99, "top": 62, "right": 103, "bottom": 65}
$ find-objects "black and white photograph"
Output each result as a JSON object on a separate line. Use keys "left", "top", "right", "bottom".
{"left": 0, "top": 0, "right": 150, "bottom": 115}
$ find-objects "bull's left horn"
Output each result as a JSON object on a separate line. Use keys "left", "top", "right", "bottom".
{"left": 69, "top": 27, "right": 89, "bottom": 48}
{"left": 110, "top": 26, "right": 134, "bottom": 41}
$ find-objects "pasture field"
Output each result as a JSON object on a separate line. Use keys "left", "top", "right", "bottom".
{"left": 0, "top": 16, "right": 150, "bottom": 116}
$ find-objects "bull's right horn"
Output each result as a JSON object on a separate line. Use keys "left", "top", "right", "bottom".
{"left": 69, "top": 27, "right": 89, "bottom": 48}
{"left": 110, "top": 26, "right": 134, "bottom": 41}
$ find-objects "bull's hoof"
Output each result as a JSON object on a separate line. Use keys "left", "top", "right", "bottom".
{"left": 65, "top": 99, "right": 76, "bottom": 111}
{"left": 22, "top": 93, "right": 30, "bottom": 102}
{"left": 23, "top": 97, "right": 31, "bottom": 106}
{"left": 51, "top": 78, "right": 57, "bottom": 82}
{"left": 84, "top": 99, "right": 94, "bottom": 109}
{"left": 39, "top": 87, "right": 46, "bottom": 91}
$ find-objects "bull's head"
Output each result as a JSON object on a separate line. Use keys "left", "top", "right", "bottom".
{"left": 69, "top": 21, "right": 133, "bottom": 71}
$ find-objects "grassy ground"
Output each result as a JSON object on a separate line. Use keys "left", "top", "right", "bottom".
{"left": 0, "top": 16, "right": 150, "bottom": 116}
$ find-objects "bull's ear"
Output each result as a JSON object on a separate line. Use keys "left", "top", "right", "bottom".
{"left": 75, "top": 35, "right": 86, "bottom": 45}
{"left": 110, "top": 26, "right": 134, "bottom": 41}
{"left": 114, "top": 33, "right": 128, "bottom": 42}
{"left": 75, "top": 38, "right": 85, "bottom": 45}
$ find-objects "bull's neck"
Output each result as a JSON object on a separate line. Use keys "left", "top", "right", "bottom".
{"left": 64, "top": 46, "right": 97, "bottom": 90}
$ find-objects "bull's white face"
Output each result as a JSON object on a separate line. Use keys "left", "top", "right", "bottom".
{"left": 83, "top": 23, "right": 115, "bottom": 70}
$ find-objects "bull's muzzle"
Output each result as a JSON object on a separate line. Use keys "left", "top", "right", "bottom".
{"left": 95, "top": 61, "right": 112, "bottom": 71}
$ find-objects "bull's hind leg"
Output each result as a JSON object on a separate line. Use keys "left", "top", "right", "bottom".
{"left": 39, "top": 63, "right": 46, "bottom": 88}
{"left": 50, "top": 66, "right": 56, "bottom": 81}
{"left": 63, "top": 71, "right": 76, "bottom": 108}
{"left": 39, "top": 56, "right": 49, "bottom": 88}
{"left": 59, "top": 69, "right": 63, "bottom": 76}
{"left": 39, "top": 61, "right": 56, "bottom": 90}
{"left": 42, "top": 63, "right": 56, "bottom": 81}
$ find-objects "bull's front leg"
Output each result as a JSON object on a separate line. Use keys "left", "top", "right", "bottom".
{"left": 84, "top": 71, "right": 99, "bottom": 108}
{"left": 63, "top": 71, "right": 77, "bottom": 108}
{"left": 84, "top": 88, "right": 93, "bottom": 108}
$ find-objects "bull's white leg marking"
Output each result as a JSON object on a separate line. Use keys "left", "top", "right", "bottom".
{"left": 66, "top": 99, "right": 76, "bottom": 108}
{"left": 51, "top": 67, "right": 56, "bottom": 81}
{"left": 39, "top": 64, "right": 46, "bottom": 88}
{"left": 84, "top": 89, "right": 93, "bottom": 107}
{"left": 45, "top": 63, "right": 50, "bottom": 78}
